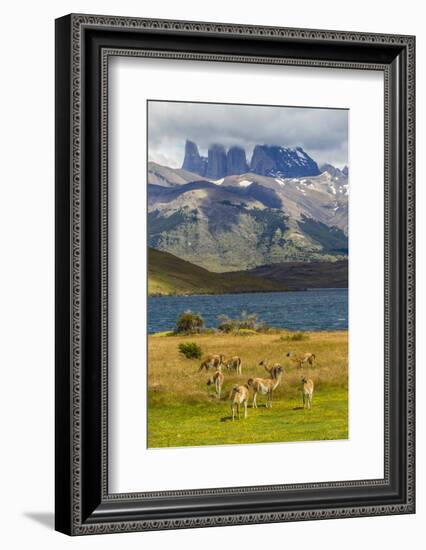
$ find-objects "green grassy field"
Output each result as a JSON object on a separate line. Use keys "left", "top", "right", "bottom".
{"left": 148, "top": 330, "right": 348, "bottom": 448}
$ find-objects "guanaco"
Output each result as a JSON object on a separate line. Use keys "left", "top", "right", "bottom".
{"left": 301, "top": 376, "right": 314, "bottom": 409}
{"left": 247, "top": 366, "right": 283, "bottom": 408}
{"left": 286, "top": 351, "right": 316, "bottom": 368}
{"left": 259, "top": 359, "right": 283, "bottom": 379}
{"left": 207, "top": 370, "right": 224, "bottom": 399}
{"left": 230, "top": 384, "right": 249, "bottom": 420}
{"left": 226, "top": 356, "right": 242, "bottom": 375}
{"left": 198, "top": 354, "right": 224, "bottom": 372}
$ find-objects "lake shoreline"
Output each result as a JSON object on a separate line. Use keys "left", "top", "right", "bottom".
{"left": 148, "top": 288, "right": 348, "bottom": 334}
{"left": 149, "top": 286, "right": 348, "bottom": 298}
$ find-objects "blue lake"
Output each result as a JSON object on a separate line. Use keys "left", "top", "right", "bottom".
{"left": 148, "top": 288, "right": 348, "bottom": 334}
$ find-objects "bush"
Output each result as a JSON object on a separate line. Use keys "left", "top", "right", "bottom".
{"left": 178, "top": 342, "right": 203, "bottom": 360}
{"left": 217, "top": 314, "right": 237, "bottom": 333}
{"left": 239, "top": 310, "right": 258, "bottom": 330}
{"left": 217, "top": 311, "right": 265, "bottom": 333}
{"left": 175, "top": 310, "right": 205, "bottom": 334}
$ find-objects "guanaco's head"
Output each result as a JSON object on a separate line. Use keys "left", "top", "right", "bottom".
{"left": 301, "top": 376, "right": 307, "bottom": 384}
{"left": 286, "top": 351, "right": 293, "bottom": 357}
{"left": 259, "top": 359, "right": 268, "bottom": 367}
{"left": 247, "top": 378, "right": 254, "bottom": 387}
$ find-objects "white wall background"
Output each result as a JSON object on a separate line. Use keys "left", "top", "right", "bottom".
{"left": 0, "top": 0, "right": 423, "bottom": 548}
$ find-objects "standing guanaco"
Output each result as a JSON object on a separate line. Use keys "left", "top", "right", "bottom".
{"left": 286, "top": 351, "right": 316, "bottom": 368}
{"left": 229, "top": 384, "right": 249, "bottom": 420}
{"left": 207, "top": 370, "right": 224, "bottom": 399}
{"left": 247, "top": 366, "right": 284, "bottom": 408}
{"left": 301, "top": 376, "right": 314, "bottom": 409}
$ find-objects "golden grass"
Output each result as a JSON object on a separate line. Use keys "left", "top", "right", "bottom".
{"left": 148, "top": 330, "right": 348, "bottom": 447}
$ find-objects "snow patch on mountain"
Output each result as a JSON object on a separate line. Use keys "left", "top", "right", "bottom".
{"left": 238, "top": 179, "right": 253, "bottom": 187}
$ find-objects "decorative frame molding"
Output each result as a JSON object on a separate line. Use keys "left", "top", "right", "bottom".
{"left": 55, "top": 14, "right": 415, "bottom": 535}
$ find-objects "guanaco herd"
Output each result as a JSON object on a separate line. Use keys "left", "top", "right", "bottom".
{"left": 201, "top": 352, "right": 316, "bottom": 421}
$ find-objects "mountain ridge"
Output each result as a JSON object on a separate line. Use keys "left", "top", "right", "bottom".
{"left": 182, "top": 139, "right": 321, "bottom": 179}
{"left": 148, "top": 139, "right": 349, "bottom": 272}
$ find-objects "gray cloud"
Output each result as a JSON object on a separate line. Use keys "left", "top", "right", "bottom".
{"left": 148, "top": 100, "right": 348, "bottom": 169}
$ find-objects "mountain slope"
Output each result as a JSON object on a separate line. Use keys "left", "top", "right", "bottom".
{"left": 147, "top": 161, "right": 208, "bottom": 187}
{"left": 148, "top": 248, "right": 289, "bottom": 296}
{"left": 147, "top": 165, "right": 348, "bottom": 271}
{"left": 234, "top": 260, "right": 348, "bottom": 290}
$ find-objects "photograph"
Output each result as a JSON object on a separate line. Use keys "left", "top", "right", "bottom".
{"left": 51, "top": 9, "right": 415, "bottom": 538}
{"left": 147, "top": 100, "right": 349, "bottom": 448}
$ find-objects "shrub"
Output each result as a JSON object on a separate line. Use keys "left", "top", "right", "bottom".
{"left": 178, "top": 342, "right": 203, "bottom": 360}
{"left": 217, "top": 314, "right": 237, "bottom": 333}
{"left": 239, "top": 310, "right": 258, "bottom": 330}
{"left": 217, "top": 311, "right": 263, "bottom": 333}
{"left": 175, "top": 310, "right": 205, "bottom": 334}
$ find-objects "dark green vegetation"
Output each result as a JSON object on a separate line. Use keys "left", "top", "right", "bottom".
{"left": 298, "top": 216, "right": 348, "bottom": 254}
{"left": 236, "top": 259, "right": 348, "bottom": 290}
{"left": 148, "top": 248, "right": 289, "bottom": 296}
{"left": 175, "top": 311, "right": 205, "bottom": 334}
{"left": 178, "top": 342, "right": 203, "bottom": 360}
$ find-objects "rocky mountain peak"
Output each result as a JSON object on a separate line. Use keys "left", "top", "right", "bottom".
{"left": 320, "top": 163, "right": 349, "bottom": 178}
{"left": 251, "top": 145, "right": 320, "bottom": 178}
{"left": 182, "top": 139, "right": 208, "bottom": 176}
{"left": 206, "top": 144, "right": 227, "bottom": 179}
{"left": 226, "top": 146, "right": 249, "bottom": 175}
{"left": 181, "top": 140, "right": 322, "bottom": 179}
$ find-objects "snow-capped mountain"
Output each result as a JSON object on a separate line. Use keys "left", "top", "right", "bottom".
{"left": 250, "top": 145, "right": 320, "bottom": 178}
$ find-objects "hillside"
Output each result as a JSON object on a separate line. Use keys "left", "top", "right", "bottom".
{"left": 148, "top": 248, "right": 288, "bottom": 296}
{"left": 235, "top": 259, "right": 348, "bottom": 290}
{"left": 147, "top": 162, "right": 348, "bottom": 272}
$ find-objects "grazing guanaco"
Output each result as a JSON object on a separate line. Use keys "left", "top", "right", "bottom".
{"left": 198, "top": 353, "right": 224, "bottom": 372}
{"left": 286, "top": 351, "right": 316, "bottom": 368}
{"left": 301, "top": 376, "right": 314, "bottom": 409}
{"left": 230, "top": 384, "right": 249, "bottom": 420}
{"left": 259, "top": 359, "right": 283, "bottom": 379}
{"left": 207, "top": 370, "right": 224, "bottom": 399}
{"left": 247, "top": 366, "right": 284, "bottom": 408}
{"left": 226, "top": 356, "right": 242, "bottom": 375}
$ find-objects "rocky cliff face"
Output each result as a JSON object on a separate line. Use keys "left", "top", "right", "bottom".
{"left": 320, "top": 163, "right": 348, "bottom": 178}
{"left": 182, "top": 140, "right": 320, "bottom": 179}
{"left": 182, "top": 140, "right": 208, "bottom": 176}
{"left": 226, "top": 146, "right": 248, "bottom": 175}
{"left": 251, "top": 145, "right": 320, "bottom": 178}
{"left": 206, "top": 144, "right": 227, "bottom": 179}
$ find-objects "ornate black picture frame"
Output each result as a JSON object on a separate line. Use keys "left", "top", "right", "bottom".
{"left": 55, "top": 13, "right": 415, "bottom": 535}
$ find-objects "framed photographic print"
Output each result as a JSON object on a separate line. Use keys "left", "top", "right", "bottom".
{"left": 55, "top": 14, "right": 415, "bottom": 535}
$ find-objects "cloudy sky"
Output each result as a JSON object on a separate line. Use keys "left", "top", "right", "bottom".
{"left": 148, "top": 101, "right": 348, "bottom": 169}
